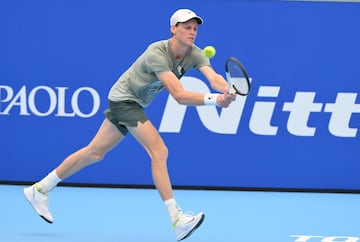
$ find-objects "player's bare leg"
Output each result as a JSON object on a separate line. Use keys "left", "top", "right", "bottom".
{"left": 129, "top": 121, "right": 205, "bottom": 241}
{"left": 24, "top": 118, "right": 124, "bottom": 223}
{"left": 56, "top": 118, "right": 124, "bottom": 180}
{"left": 128, "top": 120, "right": 172, "bottom": 200}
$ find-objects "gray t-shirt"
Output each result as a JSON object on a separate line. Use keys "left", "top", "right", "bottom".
{"left": 108, "top": 39, "right": 210, "bottom": 107}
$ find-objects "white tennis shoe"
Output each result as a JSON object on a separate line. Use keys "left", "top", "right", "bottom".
{"left": 23, "top": 183, "right": 53, "bottom": 223}
{"left": 173, "top": 212, "right": 205, "bottom": 241}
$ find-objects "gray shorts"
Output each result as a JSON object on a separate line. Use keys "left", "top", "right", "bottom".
{"left": 104, "top": 100, "right": 149, "bottom": 136}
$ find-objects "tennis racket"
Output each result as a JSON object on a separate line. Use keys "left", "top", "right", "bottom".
{"left": 225, "top": 57, "right": 251, "bottom": 96}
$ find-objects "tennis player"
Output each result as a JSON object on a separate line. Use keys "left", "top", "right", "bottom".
{"left": 24, "top": 9, "right": 236, "bottom": 241}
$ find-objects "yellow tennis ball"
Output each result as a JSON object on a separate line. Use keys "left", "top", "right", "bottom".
{"left": 203, "top": 46, "right": 216, "bottom": 58}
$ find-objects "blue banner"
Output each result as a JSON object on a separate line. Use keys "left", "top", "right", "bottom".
{"left": 1, "top": 0, "right": 360, "bottom": 191}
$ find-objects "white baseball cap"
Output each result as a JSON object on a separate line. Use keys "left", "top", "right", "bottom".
{"left": 170, "top": 9, "right": 203, "bottom": 26}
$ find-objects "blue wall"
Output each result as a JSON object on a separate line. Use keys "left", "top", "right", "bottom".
{"left": 1, "top": 0, "right": 360, "bottom": 191}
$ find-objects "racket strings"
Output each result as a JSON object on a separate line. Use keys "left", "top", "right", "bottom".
{"left": 227, "top": 60, "right": 250, "bottom": 95}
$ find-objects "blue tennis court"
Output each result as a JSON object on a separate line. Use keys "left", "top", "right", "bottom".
{"left": 1, "top": 184, "right": 359, "bottom": 242}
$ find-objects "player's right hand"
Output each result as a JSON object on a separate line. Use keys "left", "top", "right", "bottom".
{"left": 217, "top": 93, "right": 236, "bottom": 108}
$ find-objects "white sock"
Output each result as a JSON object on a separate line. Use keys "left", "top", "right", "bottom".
{"left": 164, "top": 198, "right": 182, "bottom": 224}
{"left": 37, "top": 169, "right": 62, "bottom": 194}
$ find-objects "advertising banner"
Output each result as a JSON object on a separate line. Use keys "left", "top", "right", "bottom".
{"left": 1, "top": 0, "right": 359, "bottom": 191}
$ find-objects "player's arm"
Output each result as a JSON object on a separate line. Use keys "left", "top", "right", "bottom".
{"left": 199, "top": 65, "right": 229, "bottom": 93}
{"left": 199, "top": 65, "right": 236, "bottom": 103}
{"left": 156, "top": 71, "right": 233, "bottom": 107}
{"left": 156, "top": 71, "right": 204, "bottom": 106}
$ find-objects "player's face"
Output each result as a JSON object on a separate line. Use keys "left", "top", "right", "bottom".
{"left": 172, "top": 19, "right": 199, "bottom": 46}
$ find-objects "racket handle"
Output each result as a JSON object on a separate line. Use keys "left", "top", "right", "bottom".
{"left": 225, "top": 72, "right": 232, "bottom": 94}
